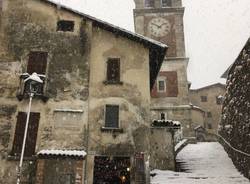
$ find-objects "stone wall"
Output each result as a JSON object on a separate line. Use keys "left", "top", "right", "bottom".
{"left": 87, "top": 26, "right": 152, "bottom": 184}
{"left": 189, "top": 83, "right": 225, "bottom": 135}
{"left": 0, "top": 0, "right": 90, "bottom": 183}
{"left": 149, "top": 128, "right": 175, "bottom": 170}
{"left": 219, "top": 38, "right": 250, "bottom": 179}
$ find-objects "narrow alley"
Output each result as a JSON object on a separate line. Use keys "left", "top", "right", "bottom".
{"left": 151, "top": 142, "right": 249, "bottom": 184}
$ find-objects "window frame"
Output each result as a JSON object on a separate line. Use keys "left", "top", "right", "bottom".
{"left": 145, "top": 0, "right": 154, "bottom": 8}
{"left": 157, "top": 77, "right": 166, "bottom": 92}
{"left": 25, "top": 51, "right": 48, "bottom": 96}
{"left": 56, "top": 20, "right": 75, "bottom": 32}
{"left": 104, "top": 58, "right": 123, "bottom": 85}
{"left": 104, "top": 104, "right": 120, "bottom": 129}
{"left": 161, "top": 0, "right": 172, "bottom": 7}
{"left": 216, "top": 96, "right": 223, "bottom": 105}
{"left": 200, "top": 96, "right": 207, "bottom": 102}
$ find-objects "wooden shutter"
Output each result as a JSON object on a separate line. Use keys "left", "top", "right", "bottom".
{"left": 105, "top": 105, "right": 119, "bottom": 128}
{"left": 11, "top": 112, "right": 40, "bottom": 157}
{"left": 27, "top": 52, "right": 48, "bottom": 75}
{"left": 107, "top": 58, "right": 120, "bottom": 82}
{"left": 12, "top": 112, "right": 26, "bottom": 156}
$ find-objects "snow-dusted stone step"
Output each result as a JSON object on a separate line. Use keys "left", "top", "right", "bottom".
{"left": 151, "top": 142, "right": 249, "bottom": 184}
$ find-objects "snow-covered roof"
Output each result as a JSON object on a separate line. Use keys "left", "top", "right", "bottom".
{"left": 151, "top": 119, "right": 181, "bottom": 128}
{"left": 44, "top": 0, "right": 167, "bottom": 49}
{"left": 41, "top": 0, "right": 167, "bottom": 90}
{"left": 38, "top": 149, "right": 87, "bottom": 158}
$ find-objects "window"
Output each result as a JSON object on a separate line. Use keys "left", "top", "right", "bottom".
{"left": 161, "top": 0, "right": 172, "bottom": 7}
{"left": 200, "top": 96, "right": 207, "bottom": 102}
{"left": 24, "top": 51, "right": 48, "bottom": 95}
{"left": 208, "top": 124, "right": 212, "bottom": 129}
{"left": 207, "top": 112, "right": 212, "bottom": 118}
{"left": 57, "top": 20, "right": 74, "bottom": 32}
{"left": 105, "top": 105, "right": 119, "bottom": 128}
{"left": 157, "top": 78, "right": 166, "bottom": 92}
{"left": 145, "top": 0, "right": 154, "bottom": 7}
{"left": 216, "top": 96, "right": 223, "bottom": 105}
{"left": 160, "top": 113, "right": 165, "bottom": 120}
{"left": 11, "top": 112, "right": 40, "bottom": 157}
{"left": 27, "top": 51, "right": 48, "bottom": 75}
{"left": 106, "top": 58, "right": 120, "bottom": 83}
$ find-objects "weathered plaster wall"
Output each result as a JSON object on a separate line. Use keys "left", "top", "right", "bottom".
{"left": 149, "top": 128, "right": 175, "bottom": 170}
{"left": 87, "top": 27, "right": 151, "bottom": 183}
{"left": 189, "top": 84, "right": 225, "bottom": 135}
{"left": 0, "top": 0, "right": 90, "bottom": 183}
{"left": 190, "top": 108, "right": 205, "bottom": 130}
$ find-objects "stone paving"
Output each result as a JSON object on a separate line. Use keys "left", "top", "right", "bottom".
{"left": 151, "top": 142, "right": 250, "bottom": 184}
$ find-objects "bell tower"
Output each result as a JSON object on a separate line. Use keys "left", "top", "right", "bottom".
{"left": 134, "top": 0, "right": 192, "bottom": 137}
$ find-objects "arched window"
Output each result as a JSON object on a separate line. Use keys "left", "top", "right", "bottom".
{"left": 145, "top": 0, "right": 154, "bottom": 8}
{"left": 161, "top": 0, "right": 172, "bottom": 7}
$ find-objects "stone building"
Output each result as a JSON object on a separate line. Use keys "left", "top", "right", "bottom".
{"left": 189, "top": 83, "right": 226, "bottom": 138}
{"left": 220, "top": 38, "right": 250, "bottom": 179}
{"left": 133, "top": 0, "right": 192, "bottom": 137}
{"left": 0, "top": 0, "right": 167, "bottom": 183}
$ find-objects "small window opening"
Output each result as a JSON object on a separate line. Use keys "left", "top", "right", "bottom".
{"left": 106, "top": 58, "right": 120, "bottom": 83}
{"left": 162, "top": 0, "right": 172, "bottom": 7}
{"left": 57, "top": 20, "right": 74, "bottom": 32}
{"left": 105, "top": 105, "right": 119, "bottom": 128}
{"left": 145, "top": 0, "right": 154, "bottom": 7}
{"left": 216, "top": 96, "right": 223, "bottom": 105}
{"left": 200, "top": 96, "right": 207, "bottom": 102}
{"left": 158, "top": 80, "right": 166, "bottom": 92}
{"left": 160, "top": 113, "right": 165, "bottom": 120}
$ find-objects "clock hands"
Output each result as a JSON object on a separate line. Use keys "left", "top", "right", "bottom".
{"left": 151, "top": 22, "right": 161, "bottom": 28}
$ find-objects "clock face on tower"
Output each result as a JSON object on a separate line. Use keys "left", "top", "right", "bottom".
{"left": 148, "top": 17, "right": 171, "bottom": 38}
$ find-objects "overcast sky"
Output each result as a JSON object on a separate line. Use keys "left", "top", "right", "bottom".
{"left": 53, "top": 0, "right": 250, "bottom": 89}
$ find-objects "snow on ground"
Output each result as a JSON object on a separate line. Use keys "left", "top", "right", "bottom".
{"left": 151, "top": 142, "right": 249, "bottom": 184}
{"left": 174, "top": 139, "right": 188, "bottom": 152}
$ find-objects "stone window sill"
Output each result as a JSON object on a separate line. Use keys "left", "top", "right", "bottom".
{"left": 100, "top": 127, "right": 124, "bottom": 133}
{"left": 103, "top": 81, "right": 123, "bottom": 85}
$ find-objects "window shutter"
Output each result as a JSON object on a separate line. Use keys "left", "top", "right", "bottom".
{"left": 105, "top": 105, "right": 119, "bottom": 128}
{"left": 27, "top": 52, "right": 48, "bottom": 75}
{"left": 107, "top": 59, "right": 120, "bottom": 82}
{"left": 166, "top": 71, "right": 178, "bottom": 97}
{"left": 11, "top": 112, "right": 40, "bottom": 157}
{"left": 12, "top": 112, "right": 26, "bottom": 156}
{"left": 162, "top": 0, "right": 172, "bottom": 7}
{"left": 25, "top": 112, "right": 40, "bottom": 156}
{"left": 145, "top": 0, "right": 154, "bottom": 7}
